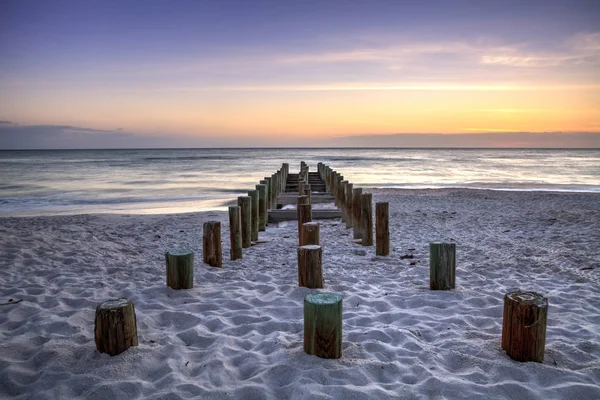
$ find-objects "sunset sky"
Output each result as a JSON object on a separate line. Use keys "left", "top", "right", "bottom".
{"left": 1, "top": 0, "right": 599, "bottom": 148}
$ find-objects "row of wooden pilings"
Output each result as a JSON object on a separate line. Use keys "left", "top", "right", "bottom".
{"left": 95, "top": 161, "right": 548, "bottom": 364}
{"left": 203, "top": 163, "right": 290, "bottom": 266}
{"left": 94, "top": 164, "right": 291, "bottom": 357}
{"left": 318, "top": 162, "right": 388, "bottom": 254}
{"left": 306, "top": 162, "right": 548, "bottom": 362}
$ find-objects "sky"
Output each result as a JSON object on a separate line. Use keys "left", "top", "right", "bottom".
{"left": 1, "top": 0, "right": 599, "bottom": 148}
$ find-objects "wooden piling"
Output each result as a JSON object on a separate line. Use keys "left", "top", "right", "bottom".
{"left": 429, "top": 242, "right": 455, "bottom": 290}
{"left": 304, "top": 292, "right": 342, "bottom": 359}
{"left": 352, "top": 187, "right": 362, "bottom": 239}
{"left": 298, "top": 245, "right": 323, "bottom": 288}
{"left": 501, "top": 291, "right": 548, "bottom": 363}
{"left": 264, "top": 177, "right": 272, "bottom": 209}
{"left": 375, "top": 202, "right": 389, "bottom": 256}
{"left": 165, "top": 250, "right": 194, "bottom": 289}
{"left": 360, "top": 192, "right": 373, "bottom": 246}
{"left": 203, "top": 221, "right": 222, "bottom": 268}
{"left": 259, "top": 180, "right": 269, "bottom": 226}
{"left": 298, "top": 203, "right": 313, "bottom": 245}
{"left": 301, "top": 221, "right": 320, "bottom": 246}
{"left": 228, "top": 206, "right": 242, "bottom": 260}
{"left": 256, "top": 184, "right": 267, "bottom": 231}
{"left": 94, "top": 298, "right": 138, "bottom": 356}
{"left": 303, "top": 183, "right": 312, "bottom": 204}
{"left": 247, "top": 189, "right": 259, "bottom": 241}
{"left": 345, "top": 182, "right": 353, "bottom": 229}
{"left": 238, "top": 196, "right": 251, "bottom": 248}
{"left": 340, "top": 181, "right": 348, "bottom": 223}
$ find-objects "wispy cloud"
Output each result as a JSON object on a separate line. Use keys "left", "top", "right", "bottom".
{"left": 204, "top": 83, "right": 600, "bottom": 92}
{"left": 480, "top": 31, "right": 600, "bottom": 67}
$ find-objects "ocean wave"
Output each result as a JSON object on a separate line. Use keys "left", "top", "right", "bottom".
{"left": 361, "top": 182, "right": 600, "bottom": 193}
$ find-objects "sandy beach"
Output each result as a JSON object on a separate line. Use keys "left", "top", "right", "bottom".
{"left": 0, "top": 188, "right": 599, "bottom": 399}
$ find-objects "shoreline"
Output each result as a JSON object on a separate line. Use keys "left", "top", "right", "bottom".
{"left": 1, "top": 188, "right": 598, "bottom": 399}
{"left": 2, "top": 187, "right": 599, "bottom": 219}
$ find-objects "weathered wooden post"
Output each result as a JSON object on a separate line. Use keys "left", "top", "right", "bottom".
{"left": 296, "top": 195, "right": 308, "bottom": 238}
{"left": 301, "top": 221, "right": 320, "bottom": 246}
{"left": 360, "top": 192, "right": 373, "bottom": 246}
{"left": 336, "top": 175, "right": 343, "bottom": 207}
{"left": 203, "top": 221, "right": 222, "bottom": 268}
{"left": 298, "top": 203, "right": 312, "bottom": 245}
{"left": 264, "top": 177, "right": 272, "bottom": 209}
{"left": 228, "top": 206, "right": 242, "bottom": 260}
{"left": 340, "top": 181, "right": 348, "bottom": 223}
{"left": 345, "top": 182, "right": 353, "bottom": 229}
{"left": 502, "top": 291, "right": 548, "bottom": 363}
{"left": 298, "top": 245, "right": 323, "bottom": 288}
{"left": 256, "top": 184, "right": 267, "bottom": 231}
{"left": 304, "top": 292, "right": 342, "bottom": 359}
{"left": 303, "top": 183, "right": 312, "bottom": 204}
{"left": 429, "top": 242, "right": 455, "bottom": 290}
{"left": 352, "top": 187, "right": 363, "bottom": 240}
{"left": 165, "top": 250, "right": 194, "bottom": 289}
{"left": 94, "top": 298, "right": 138, "bottom": 356}
{"left": 259, "top": 180, "right": 269, "bottom": 226}
{"left": 275, "top": 171, "right": 281, "bottom": 204}
{"left": 247, "top": 189, "right": 259, "bottom": 241}
{"left": 375, "top": 202, "right": 389, "bottom": 256}
{"left": 238, "top": 196, "right": 251, "bottom": 248}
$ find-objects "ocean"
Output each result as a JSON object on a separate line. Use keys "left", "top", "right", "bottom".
{"left": 0, "top": 148, "right": 598, "bottom": 217}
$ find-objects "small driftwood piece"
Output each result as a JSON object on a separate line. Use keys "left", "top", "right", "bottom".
{"left": 0, "top": 299, "right": 23, "bottom": 306}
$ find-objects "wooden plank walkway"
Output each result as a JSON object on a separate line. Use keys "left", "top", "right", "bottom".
{"left": 268, "top": 170, "right": 341, "bottom": 222}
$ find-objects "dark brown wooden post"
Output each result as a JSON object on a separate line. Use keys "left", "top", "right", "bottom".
{"left": 259, "top": 180, "right": 269, "bottom": 226}
{"left": 228, "top": 206, "right": 242, "bottom": 260}
{"left": 304, "top": 292, "right": 342, "bottom": 359}
{"left": 203, "top": 221, "right": 222, "bottom": 268}
{"left": 297, "top": 245, "right": 323, "bottom": 288}
{"left": 297, "top": 203, "right": 313, "bottom": 245}
{"left": 340, "top": 180, "right": 348, "bottom": 223}
{"left": 264, "top": 177, "right": 272, "bottom": 210}
{"left": 297, "top": 195, "right": 309, "bottom": 239}
{"left": 303, "top": 183, "right": 312, "bottom": 204}
{"left": 429, "top": 243, "right": 455, "bottom": 290}
{"left": 352, "top": 187, "right": 362, "bottom": 240}
{"left": 247, "top": 189, "right": 259, "bottom": 242}
{"left": 345, "top": 182, "right": 353, "bottom": 229}
{"left": 375, "top": 202, "right": 389, "bottom": 256}
{"left": 360, "top": 192, "right": 373, "bottom": 246}
{"left": 256, "top": 184, "right": 267, "bottom": 231}
{"left": 165, "top": 250, "right": 194, "bottom": 289}
{"left": 301, "top": 221, "right": 320, "bottom": 246}
{"left": 502, "top": 291, "right": 548, "bottom": 363}
{"left": 94, "top": 298, "right": 138, "bottom": 356}
{"left": 238, "top": 196, "right": 251, "bottom": 248}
